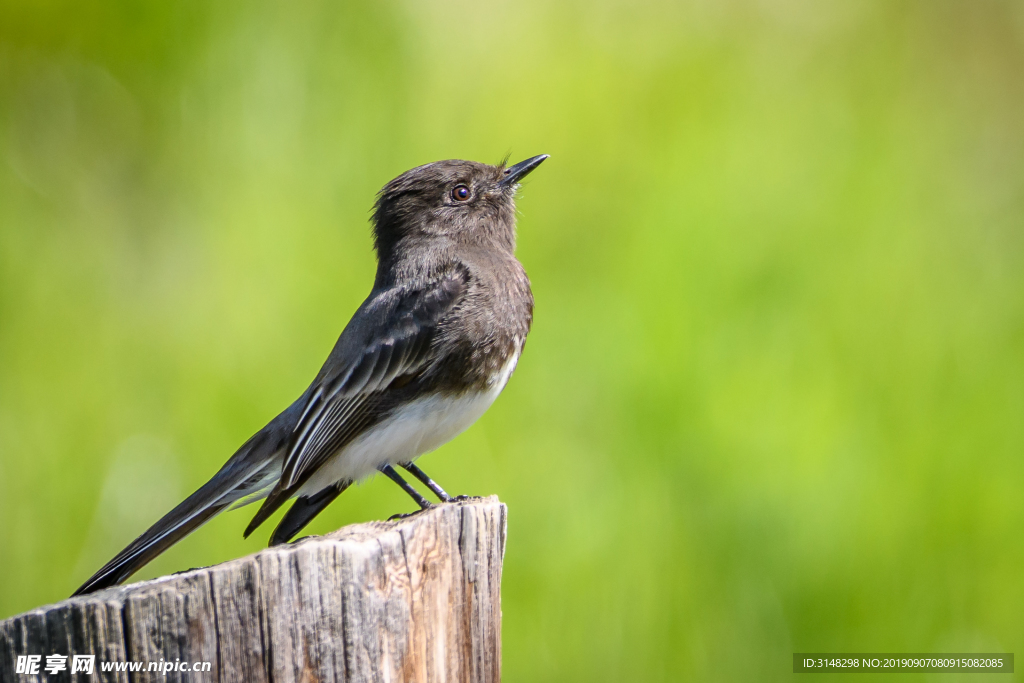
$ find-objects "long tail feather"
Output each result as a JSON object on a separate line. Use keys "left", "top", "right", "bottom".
{"left": 242, "top": 479, "right": 298, "bottom": 540}
{"left": 72, "top": 405, "right": 298, "bottom": 596}
{"left": 269, "top": 480, "right": 351, "bottom": 546}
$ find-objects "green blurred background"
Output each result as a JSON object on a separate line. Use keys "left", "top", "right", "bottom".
{"left": 2, "top": 0, "right": 1023, "bottom": 680}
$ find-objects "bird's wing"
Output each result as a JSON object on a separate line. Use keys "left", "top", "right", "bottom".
{"left": 242, "top": 266, "right": 468, "bottom": 537}
{"left": 285, "top": 268, "right": 468, "bottom": 486}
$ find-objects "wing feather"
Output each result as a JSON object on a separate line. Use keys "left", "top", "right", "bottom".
{"left": 279, "top": 268, "right": 468, "bottom": 490}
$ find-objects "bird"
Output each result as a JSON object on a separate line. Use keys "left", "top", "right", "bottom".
{"left": 73, "top": 154, "right": 548, "bottom": 596}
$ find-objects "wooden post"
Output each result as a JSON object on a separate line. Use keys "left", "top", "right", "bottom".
{"left": 0, "top": 497, "right": 506, "bottom": 683}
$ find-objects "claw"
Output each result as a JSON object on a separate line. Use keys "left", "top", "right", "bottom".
{"left": 387, "top": 503, "right": 434, "bottom": 521}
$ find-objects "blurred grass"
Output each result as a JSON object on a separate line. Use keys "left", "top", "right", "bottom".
{"left": 2, "top": 0, "right": 1024, "bottom": 680}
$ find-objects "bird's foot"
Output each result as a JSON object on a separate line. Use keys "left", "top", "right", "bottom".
{"left": 387, "top": 502, "right": 435, "bottom": 521}
{"left": 430, "top": 491, "right": 474, "bottom": 503}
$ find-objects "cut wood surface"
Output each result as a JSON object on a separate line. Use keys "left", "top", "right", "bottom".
{"left": 0, "top": 497, "right": 507, "bottom": 683}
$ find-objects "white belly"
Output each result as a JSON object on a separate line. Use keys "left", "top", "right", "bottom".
{"left": 298, "top": 352, "right": 519, "bottom": 494}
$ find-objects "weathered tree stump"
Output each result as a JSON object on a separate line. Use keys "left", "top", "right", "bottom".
{"left": 0, "top": 497, "right": 506, "bottom": 683}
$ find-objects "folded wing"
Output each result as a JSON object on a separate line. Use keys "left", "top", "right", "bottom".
{"left": 243, "top": 266, "right": 468, "bottom": 537}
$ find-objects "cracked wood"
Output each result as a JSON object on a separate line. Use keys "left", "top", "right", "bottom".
{"left": 0, "top": 497, "right": 506, "bottom": 683}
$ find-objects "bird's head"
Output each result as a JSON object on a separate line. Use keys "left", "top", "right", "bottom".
{"left": 371, "top": 155, "right": 548, "bottom": 264}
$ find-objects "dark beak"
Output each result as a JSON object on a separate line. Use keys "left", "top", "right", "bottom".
{"left": 499, "top": 154, "right": 549, "bottom": 187}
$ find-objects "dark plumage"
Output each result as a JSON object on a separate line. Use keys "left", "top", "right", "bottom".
{"left": 73, "top": 155, "right": 547, "bottom": 596}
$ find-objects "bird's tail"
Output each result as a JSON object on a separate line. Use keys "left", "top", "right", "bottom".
{"left": 72, "top": 409, "right": 296, "bottom": 596}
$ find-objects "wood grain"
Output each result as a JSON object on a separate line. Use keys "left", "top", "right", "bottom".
{"left": 0, "top": 497, "right": 506, "bottom": 683}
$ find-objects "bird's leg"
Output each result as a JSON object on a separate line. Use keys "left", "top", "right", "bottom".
{"left": 400, "top": 462, "right": 454, "bottom": 502}
{"left": 378, "top": 464, "right": 433, "bottom": 518}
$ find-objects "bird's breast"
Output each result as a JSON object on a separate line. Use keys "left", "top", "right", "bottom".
{"left": 298, "top": 351, "right": 520, "bottom": 494}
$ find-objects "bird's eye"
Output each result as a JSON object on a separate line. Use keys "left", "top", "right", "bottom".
{"left": 451, "top": 184, "right": 471, "bottom": 202}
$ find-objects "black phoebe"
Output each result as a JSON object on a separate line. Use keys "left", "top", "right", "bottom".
{"left": 73, "top": 154, "right": 547, "bottom": 595}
